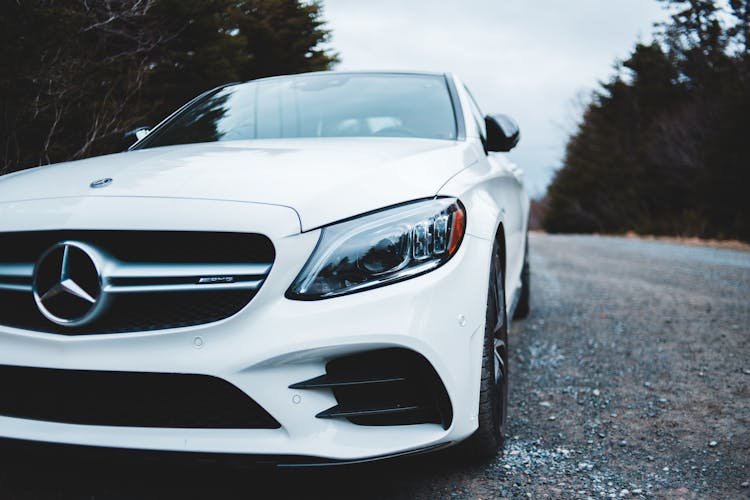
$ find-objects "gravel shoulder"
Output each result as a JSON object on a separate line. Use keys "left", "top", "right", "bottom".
{"left": 1, "top": 233, "right": 748, "bottom": 499}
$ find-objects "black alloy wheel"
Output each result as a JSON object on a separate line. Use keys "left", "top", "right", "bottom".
{"left": 459, "top": 240, "right": 508, "bottom": 459}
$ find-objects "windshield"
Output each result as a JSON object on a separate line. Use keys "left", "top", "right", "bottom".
{"left": 134, "top": 73, "right": 457, "bottom": 149}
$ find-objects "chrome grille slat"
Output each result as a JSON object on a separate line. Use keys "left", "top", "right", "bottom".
{"left": 0, "top": 261, "right": 272, "bottom": 294}
{"left": 0, "top": 263, "right": 34, "bottom": 277}
{"left": 0, "top": 283, "right": 32, "bottom": 292}
{"left": 103, "top": 261, "right": 271, "bottom": 293}
{"left": 103, "top": 280, "right": 264, "bottom": 294}
{"left": 106, "top": 262, "right": 272, "bottom": 280}
{"left": 0, "top": 263, "right": 33, "bottom": 292}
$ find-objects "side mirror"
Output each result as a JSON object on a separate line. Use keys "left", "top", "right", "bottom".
{"left": 485, "top": 114, "right": 520, "bottom": 152}
{"left": 125, "top": 126, "right": 151, "bottom": 143}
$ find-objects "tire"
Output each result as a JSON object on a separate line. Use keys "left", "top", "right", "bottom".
{"left": 459, "top": 240, "right": 509, "bottom": 460}
{"left": 513, "top": 235, "right": 530, "bottom": 319}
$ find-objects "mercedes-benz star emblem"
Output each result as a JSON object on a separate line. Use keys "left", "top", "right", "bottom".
{"left": 90, "top": 178, "right": 112, "bottom": 189}
{"left": 33, "top": 241, "right": 105, "bottom": 327}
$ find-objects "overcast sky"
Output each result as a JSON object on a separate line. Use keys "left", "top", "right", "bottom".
{"left": 322, "top": 0, "right": 670, "bottom": 197}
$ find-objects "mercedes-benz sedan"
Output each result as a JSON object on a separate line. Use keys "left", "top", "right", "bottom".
{"left": 0, "top": 71, "right": 529, "bottom": 465}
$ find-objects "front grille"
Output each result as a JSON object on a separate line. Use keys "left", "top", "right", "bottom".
{"left": 291, "top": 348, "right": 453, "bottom": 429}
{"left": 0, "top": 365, "right": 280, "bottom": 429}
{"left": 0, "top": 231, "right": 275, "bottom": 335}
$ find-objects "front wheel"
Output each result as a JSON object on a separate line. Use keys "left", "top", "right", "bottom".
{"left": 460, "top": 241, "right": 508, "bottom": 459}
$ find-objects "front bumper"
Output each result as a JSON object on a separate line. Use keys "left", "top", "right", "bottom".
{"left": 0, "top": 196, "right": 492, "bottom": 461}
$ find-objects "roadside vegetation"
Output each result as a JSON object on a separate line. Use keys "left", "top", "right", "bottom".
{"left": 0, "top": 0, "right": 337, "bottom": 175}
{"left": 542, "top": 0, "right": 750, "bottom": 242}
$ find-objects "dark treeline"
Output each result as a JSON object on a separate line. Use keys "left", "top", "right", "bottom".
{"left": 543, "top": 0, "right": 750, "bottom": 241}
{"left": 0, "top": 0, "right": 337, "bottom": 174}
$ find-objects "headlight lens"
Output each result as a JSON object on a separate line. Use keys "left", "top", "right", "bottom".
{"left": 287, "top": 198, "right": 466, "bottom": 300}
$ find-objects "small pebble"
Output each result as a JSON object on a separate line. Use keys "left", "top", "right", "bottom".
{"left": 709, "top": 441, "right": 718, "bottom": 447}
{"left": 549, "top": 415, "right": 556, "bottom": 421}
{"left": 593, "top": 389, "right": 600, "bottom": 396}
{"left": 619, "top": 440, "right": 627, "bottom": 447}
{"left": 741, "top": 481, "right": 749, "bottom": 487}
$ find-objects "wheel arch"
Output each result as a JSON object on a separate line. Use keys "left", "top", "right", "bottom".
{"left": 493, "top": 222, "right": 507, "bottom": 279}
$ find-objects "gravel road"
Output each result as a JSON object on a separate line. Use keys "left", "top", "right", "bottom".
{"left": 2, "top": 233, "right": 748, "bottom": 499}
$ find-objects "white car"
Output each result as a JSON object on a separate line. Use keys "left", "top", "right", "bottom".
{"left": 0, "top": 71, "right": 529, "bottom": 464}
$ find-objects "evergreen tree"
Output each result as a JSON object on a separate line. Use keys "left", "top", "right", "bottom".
{"left": 543, "top": 0, "right": 750, "bottom": 241}
{"left": 0, "top": 0, "right": 338, "bottom": 174}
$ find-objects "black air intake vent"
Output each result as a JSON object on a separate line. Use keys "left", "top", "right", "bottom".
{"left": 0, "top": 365, "right": 280, "bottom": 429}
{"left": 291, "top": 348, "right": 452, "bottom": 429}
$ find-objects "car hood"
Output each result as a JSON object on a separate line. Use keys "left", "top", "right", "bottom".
{"left": 0, "top": 138, "right": 477, "bottom": 231}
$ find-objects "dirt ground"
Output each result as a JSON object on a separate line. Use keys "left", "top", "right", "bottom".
{"left": 1, "top": 233, "right": 748, "bottom": 499}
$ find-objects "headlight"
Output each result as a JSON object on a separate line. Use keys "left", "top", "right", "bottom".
{"left": 287, "top": 198, "right": 466, "bottom": 300}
